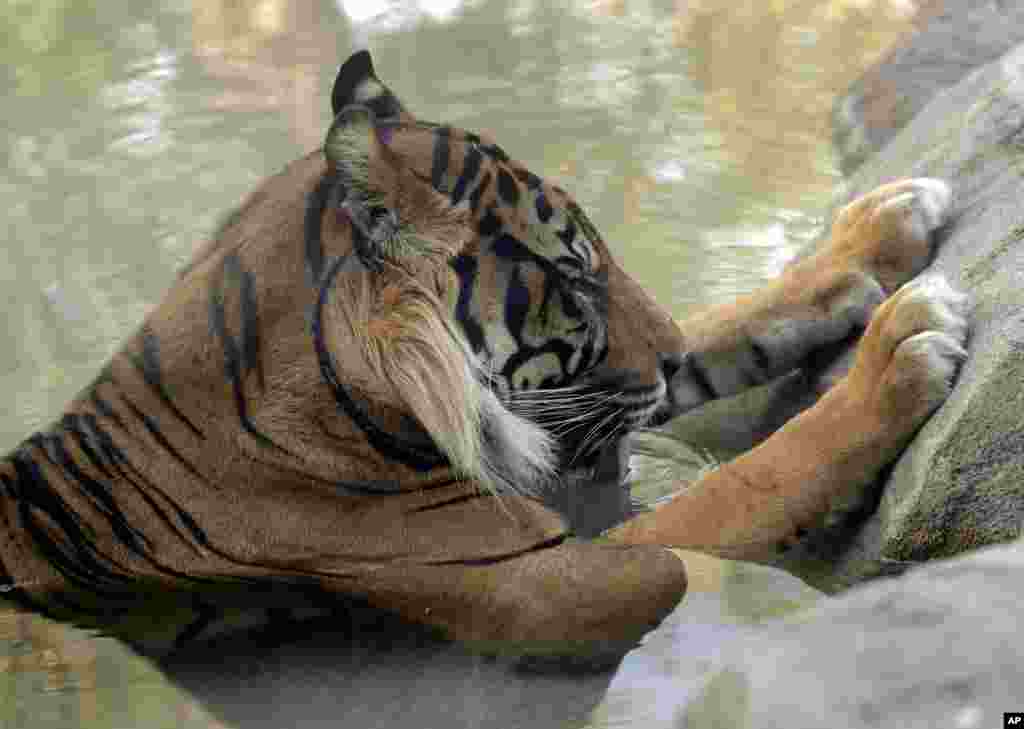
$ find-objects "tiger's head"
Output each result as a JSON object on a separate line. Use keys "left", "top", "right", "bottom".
{"left": 314, "top": 51, "right": 687, "bottom": 491}
{"left": 137, "top": 50, "right": 687, "bottom": 518}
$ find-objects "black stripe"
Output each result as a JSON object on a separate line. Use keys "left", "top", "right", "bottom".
{"left": 129, "top": 326, "right": 205, "bottom": 439}
{"left": 32, "top": 426, "right": 214, "bottom": 585}
{"left": 0, "top": 477, "right": 15, "bottom": 596}
{"left": 481, "top": 144, "right": 509, "bottom": 163}
{"left": 576, "top": 335, "right": 597, "bottom": 378}
{"left": 500, "top": 339, "right": 576, "bottom": 385}
{"left": 411, "top": 491, "right": 480, "bottom": 513}
{"left": 246, "top": 445, "right": 412, "bottom": 495}
{"left": 304, "top": 174, "right": 336, "bottom": 284}
{"left": 468, "top": 170, "right": 491, "bottom": 214}
{"left": 497, "top": 168, "right": 520, "bottom": 206}
{"left": 7, "top": 426, "right": 218, "bottom": 606}
{"left": 90, "top": 394, "right": 297, "bottom": 572}
{"left": 450, "top": 255, "right": 487, "bottom": 354}
{"left": 349, "top": 217, "right": 374, "bottom": 263}
{"left": 748, "top": 337, "right": 774, "bottom": 376}
{"left": 88, "top": 368, "right": 130, "bottom": 431}
{"left": 535, "top": 190, "right": 553, "bottom": 223}
{"left": 8, "top": 452, "right": 134, "bottom": 598}
{"left": 478, "top": 207, "right": 502, "bottom": 237}
{"left": 431, "top": 126, "right": 451, "bottom": 193}
{"left": 118, "top": 393, "right": 210, "bottom": 484}
{"left": 209, "top": 255, "right": 282, "bottom": 451}
{"left": 492, "top": 233, "right": 536, "bottom": 262}
{"left": 313, "top": 254, "right": 446, "bottom": 471}
{"left": 505, "top": 268, "right": 531, "bottom": 341}
{"left": 450, "top": 146, "right": 482, "bottom": 206}
{"left": 86, "top": 423, "right": 222, "bottom": 562}
{"left": 431, "top": 534, "right": 567, "bottom": 567}
{"left": 228, "top": 255, "right": 265, "bottom": 391}
{"left": 365, "top": 94, "right": 399, "bottom": 120}
{"left": 78, "top": 406, "right": 228, "bottom": 568}
{"left": 74, "top": 413, "right": 207, "bottom": 558}
{"left": 556, "top": 215, "right": 576, "bottom": 246}
{"left": 513, "top": 168, "right": 542, "bottom": 189}
{"left": 40, "top": 425, "right": 151, "bottom": 555}
{"left": 683, "top": 352, "right": 718, "bottom": 401}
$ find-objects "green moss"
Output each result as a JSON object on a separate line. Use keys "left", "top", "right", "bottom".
{"left": 679, "top": 668, "right": 750, "bottom": 729}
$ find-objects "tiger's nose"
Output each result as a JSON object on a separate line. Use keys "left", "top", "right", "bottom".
{"left": 648, "top": 352, "right": 689, "bottom": 426}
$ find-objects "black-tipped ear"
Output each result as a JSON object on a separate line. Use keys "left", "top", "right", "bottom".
{"left": 332, "top": 50, "right": 407, "bottom": 121}
{"left": 332, "top": 51, "right": 374, "bottom": 115}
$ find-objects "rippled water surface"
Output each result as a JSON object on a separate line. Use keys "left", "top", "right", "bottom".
{"left": 1, "top": 1, "right": 916, "bottom": 726}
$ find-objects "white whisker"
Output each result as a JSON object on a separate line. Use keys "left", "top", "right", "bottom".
{"left": 571, "top": 406, "right": 625, "bottom": 464}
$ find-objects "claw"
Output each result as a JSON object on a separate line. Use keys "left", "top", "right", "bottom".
{"left": 876, "top": 178, "right": 953, "bottom": 233}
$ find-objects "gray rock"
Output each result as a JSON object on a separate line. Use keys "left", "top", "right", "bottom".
{"left": 834, "top": 0, "right": 1024, "bottom": 174}
{"left": 650, "top": 39, "right": 1024, "bottom": 591}
{"left": 616, "top": 28, "right": 1024, "bottom": 729}
{"left": 793, "top": 39, "right": 1024, "bottom": 588}
{"left": 680, "top": 540, "right": 1024, "bottom": 729}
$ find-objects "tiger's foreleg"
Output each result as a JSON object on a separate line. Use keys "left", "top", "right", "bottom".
{"left": 343, "top": 262, "right": 966, "bottom": 651}
{"left": 328, "top": 540, "right": 689, "bottom": 655}
{"left": 337, "top": 180, "right": 966, "bottom": 649}
{"left": 669, "top": 178, "right": 952, "bottom": 412}
{"left": 607, "top": 273, "right": 968, "bottom": 561}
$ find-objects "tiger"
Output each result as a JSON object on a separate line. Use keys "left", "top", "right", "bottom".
{"left": 0, "top": 49, "right": 968, "bottom": 657}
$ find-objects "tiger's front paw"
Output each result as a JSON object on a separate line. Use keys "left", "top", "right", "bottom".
{"left": 829, "top": 178, "right": 953, "bottom": 294}
{"left": 848, "top": 273, "right": 969, "bottom": 429}
{"left": 807, "top": 274, "right": 968, "bottom": 533}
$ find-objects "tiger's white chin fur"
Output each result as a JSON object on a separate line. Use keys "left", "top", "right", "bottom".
{"left": 475, "top": 384, "right": 558, "bottom": 497}
{"left": 447, "top": 339, "right": 558, "bottom": 497}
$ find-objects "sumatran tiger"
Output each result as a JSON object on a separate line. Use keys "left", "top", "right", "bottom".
{"left": 0, "top": 50, "right": 967, "bottom": 657}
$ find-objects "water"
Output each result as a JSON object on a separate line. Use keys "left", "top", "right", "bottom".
{"left": 0, "top": 0, "right": 915, "bottom": 726}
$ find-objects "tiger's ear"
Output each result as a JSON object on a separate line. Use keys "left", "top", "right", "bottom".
{"left": 323, "top": 105, "right": 412, "bottom": 261}
{"left": 331, "top": 50, "right": 411, "bottom": 122}
{"left": 324, "top": 103, "right": 387, "bottom": 171}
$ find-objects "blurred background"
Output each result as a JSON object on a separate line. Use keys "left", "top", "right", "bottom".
{"left": 0, "top": 0, "right": 922, "bottom": 726}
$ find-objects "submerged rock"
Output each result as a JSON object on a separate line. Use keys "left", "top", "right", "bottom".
{"left": 682, "top": 541, "right": 1024, "bottom": 728}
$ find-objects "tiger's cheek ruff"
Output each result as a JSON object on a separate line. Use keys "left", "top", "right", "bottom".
{"left": 313, "top": 251, "right": 556, "bottom": 496}
{"left": 312, "top": 255, "right": 447, "bottom": 472}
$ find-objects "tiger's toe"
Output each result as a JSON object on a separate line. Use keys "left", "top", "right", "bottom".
{"left": 873, "top": 274, "right": 970, "bottom": 421}
{"left": 875, "top": 178, "right": 952, "bottom": 234}
{"left": 832, "top": 178, "right": 954, "bottom": 294}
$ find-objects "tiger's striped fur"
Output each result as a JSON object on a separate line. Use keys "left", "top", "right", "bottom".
{"left": 0, "top": 50, "right": 966, "bottom": 656}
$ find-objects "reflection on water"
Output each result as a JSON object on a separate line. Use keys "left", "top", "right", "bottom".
{"left": 1, "top": 0, "right": 918, "bottom": 726}
{"left": 0, "top": 607, "right": 228, "bottom": 727}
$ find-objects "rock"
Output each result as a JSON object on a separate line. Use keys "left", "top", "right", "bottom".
{"left": 834, "top": 0, "right": 1024, "bottom": 174}
{"left": 615, "top": 25, "right": 1024, "bottom": 729}
{"left": 588, "top": 556, "right": 822, "bottom": 729}
{"left": 789, "top": 39, "right": 1024, "bottom": 589}
{"left": 648, "top": 38, "right": 1024, "bottom": 591}
{"left": 680, "top": 540, "right": 1024, "bottom": 728}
